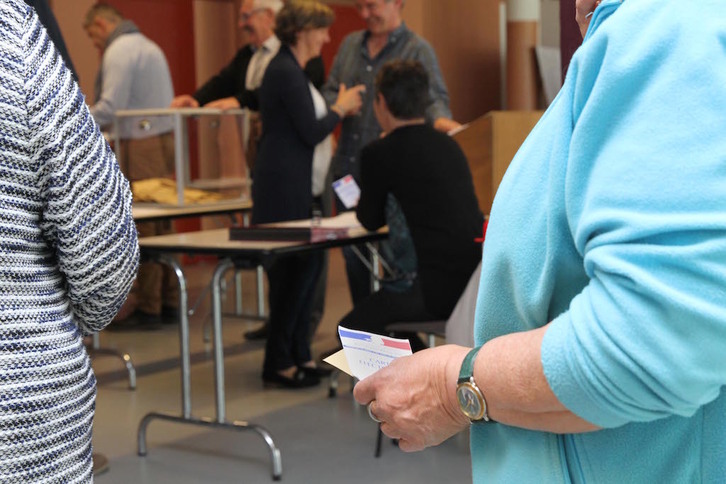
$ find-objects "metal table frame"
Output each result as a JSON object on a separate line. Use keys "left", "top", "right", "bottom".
{"left": 135, "top": 221, "right": 386, "bottom": 481}
{"left": 89, "top": 201, "right": 255, "bottom": 391}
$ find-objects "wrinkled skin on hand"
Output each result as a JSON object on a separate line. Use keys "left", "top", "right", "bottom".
{"left": 353, "top": 345, "right": 471, "bottom": 452}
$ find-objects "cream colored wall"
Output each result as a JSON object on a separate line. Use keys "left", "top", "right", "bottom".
{"left": 191, "top": 0, "right": 241, "bottom": 89}
{"left": 50, "top": 0, "right": 99, "bottom": 101}
{"left": 540, "top": 0, "right": 560, "bottom": 47}
{"left": 403, "top": 0, "right": 502, "bottom": 123}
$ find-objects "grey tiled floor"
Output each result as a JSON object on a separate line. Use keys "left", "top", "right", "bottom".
{"left": 90, "top": 249, "right": 472, "bottom": 483}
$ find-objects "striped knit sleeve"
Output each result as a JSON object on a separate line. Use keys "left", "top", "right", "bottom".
{"left": 24, "top": 9, "right": 139, "bottom": 334}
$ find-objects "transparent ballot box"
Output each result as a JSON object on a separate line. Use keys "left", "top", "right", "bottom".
{"left": 112, "top": 108, "right": 251, "bottom": 206}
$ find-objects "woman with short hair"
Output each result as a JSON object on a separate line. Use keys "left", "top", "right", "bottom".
{"left": 253, "top": 0, "right": 364, "bottom": 388}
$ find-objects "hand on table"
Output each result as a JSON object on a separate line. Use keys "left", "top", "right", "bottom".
{"left": 170, "top": 94, "right": 199, "bottom": 108}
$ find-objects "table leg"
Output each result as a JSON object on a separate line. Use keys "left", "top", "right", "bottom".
{"left": 370, "top": 248, "right": 380, "bottom": 293}
{"left": 235, "top": 270, "right": 244, "bottom": 316}
{"left": 88, "top": 333, "right": 136, "bottom": 390}
{"left": 211, "top": 259, "right": 234, "bottom": 421}
{"left": 138, "top": 256, "right": 282, "bottom": 481}
{"left": 256, "top": 265, "right": 265, "bottom": 318}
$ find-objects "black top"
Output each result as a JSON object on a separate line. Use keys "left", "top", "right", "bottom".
{"left": 25, "top": 0, "right": 77, "bottom": 81}
{"left": 251, "top": 45, "right": 339, "bottom": 224}
{"left": 357, "top": 124, "right": 484, "bottom": 317}
{"left": 193, "top": 45, "right": 325, "bottom": 110}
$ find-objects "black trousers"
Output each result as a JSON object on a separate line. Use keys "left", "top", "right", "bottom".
{"left": 339, "top": 280, "right": 436, "bottom": 352}
{"left": 263, "top": 251, "right": 323, "bottom": 374}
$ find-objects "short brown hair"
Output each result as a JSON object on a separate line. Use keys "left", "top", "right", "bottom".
{"left": 275, "top": 0, "right": 334, "bottom": 46}
{"left": 375, "top": 60, "right": 430, "bottom": 119}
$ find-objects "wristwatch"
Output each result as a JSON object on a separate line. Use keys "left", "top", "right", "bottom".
{"left": 456, "top": 346, "right": 490, "bottom": 423}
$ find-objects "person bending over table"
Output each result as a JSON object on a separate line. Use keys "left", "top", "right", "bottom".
{"left": 253, "top": 0, "right": 364, "bottom": 389}
{"left": 338, "top": 60, "right": 483, "bottom": 351}
{"left": 354, "top": 1, "right": 726, "bottom": 482}
{"left": 84, "top": 3, "right": 177, "bottom": 327}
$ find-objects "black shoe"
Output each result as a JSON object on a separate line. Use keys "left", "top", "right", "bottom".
{"left": 262, "top": 369, "right": 320, "bottom": 389}
{"left": 107, "top": 311, "right": 162, "bottom": 331}
{"left": 300, "top": 364, "right": 333, "bottom": 378}
{"left": 244, "top": 324, "right": 269, "bottom": 341}
{"left": 134, "top": 310, "right": 163, "bottom": 327}
{"left": 161, "top": 306, "right": 179, "bottom": 324}
{"left": 92, "top": 453, "right": 109, "bottom": 476}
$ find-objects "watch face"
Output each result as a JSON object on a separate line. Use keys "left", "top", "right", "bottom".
{"left": 457, "top": 382, "right": 484, "bottom": 420}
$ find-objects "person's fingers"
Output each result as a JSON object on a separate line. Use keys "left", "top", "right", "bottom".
{"left": 396, "top": 438, "right": 423, "bottom": 453}
{"left": 367, "top": 401, "right": 383, "bottom": 423}
{"left": 352, "top": 377, "right": 374, "bottom": 405}
{"left": 379, "top": 421, "right": 397, "bottom": 440}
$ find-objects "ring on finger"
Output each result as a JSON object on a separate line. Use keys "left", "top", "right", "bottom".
{"left": 367, "top": 400, "right": 383, "bottom": 423}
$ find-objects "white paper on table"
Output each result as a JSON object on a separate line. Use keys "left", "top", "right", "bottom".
{"left": 327, "top": 326, "right": 412, "bottom": 381}
{"left": 332, "top": 175, "right": 360, "bottom": 209}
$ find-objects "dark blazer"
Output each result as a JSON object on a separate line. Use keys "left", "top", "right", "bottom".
{"left": 357, "top": 124, "right": 484, "bottom": 317}
{"left": 252, "top": 45, "right": 339, "bottom": 224}
{"left": 193, "top": 45, "right": 325, "bottom": 110}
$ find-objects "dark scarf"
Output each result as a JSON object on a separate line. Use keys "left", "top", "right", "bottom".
{"left": 93, "top": 20, "right": 140, "bottom": 104}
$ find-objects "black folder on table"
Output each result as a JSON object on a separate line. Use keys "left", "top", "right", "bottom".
{"left": 229, "top": 226, "right": 351, "bottom": 242}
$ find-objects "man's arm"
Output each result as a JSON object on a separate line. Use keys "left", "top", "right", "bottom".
{"left": 411, "top": 39, "right": 460, "bottom": 132}
{"left": 193, "top": 47, "right": 255, "bottom": 108}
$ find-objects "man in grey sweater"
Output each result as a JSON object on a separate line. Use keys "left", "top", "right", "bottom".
{"left": 84, "top": 3, "right": 177, "bottom": 327}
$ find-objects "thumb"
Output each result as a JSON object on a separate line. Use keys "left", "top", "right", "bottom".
{"left": 353, "top": 376, "right": 375, "bottom": 405}
{"left": 339, "top": 82, "right": 347, "bottom": 93}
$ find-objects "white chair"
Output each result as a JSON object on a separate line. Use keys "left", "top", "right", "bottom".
{"left": 375, "top": 261, "right": 482, "bottom": 457}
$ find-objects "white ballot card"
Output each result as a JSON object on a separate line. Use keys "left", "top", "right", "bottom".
{"left": 331, "top": 326, "right": 413, "bottom": 380}
{"left": 332, "top": 175, "right": 360, "bottom": 209}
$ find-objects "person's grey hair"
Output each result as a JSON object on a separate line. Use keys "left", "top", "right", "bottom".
{"left": 83, "top": 3, "right": 123, "bottom": 29}
{"left": 253, "top": 0, "right": 284, "bottom": 15}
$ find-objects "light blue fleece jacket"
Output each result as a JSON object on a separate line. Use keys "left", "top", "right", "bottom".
{"left": 472, "top": 1, "right": 726, "bottom": 482}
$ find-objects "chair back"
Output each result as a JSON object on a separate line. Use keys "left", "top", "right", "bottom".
{"left": 445, "top": 261, "right": 482, "bottom": 347}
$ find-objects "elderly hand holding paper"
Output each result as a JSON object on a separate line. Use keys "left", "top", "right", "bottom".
{"left": 353, "top": 345, "right": 471, "bottom": 452}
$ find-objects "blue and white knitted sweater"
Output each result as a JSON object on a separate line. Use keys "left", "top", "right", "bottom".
{"left": 0, "top": 1, "right": 139, "bottom": 481}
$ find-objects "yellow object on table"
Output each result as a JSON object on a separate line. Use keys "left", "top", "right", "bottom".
{"left": 132, "top": 178, "right": 224, "bottom": 205}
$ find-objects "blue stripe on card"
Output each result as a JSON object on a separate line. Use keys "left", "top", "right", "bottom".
{"left": 338, "top": 328, "right": 372, "bottom": 342}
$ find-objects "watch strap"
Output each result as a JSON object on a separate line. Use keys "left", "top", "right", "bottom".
{"left": 458, "top": 346, "right": 483, "bottom": 383}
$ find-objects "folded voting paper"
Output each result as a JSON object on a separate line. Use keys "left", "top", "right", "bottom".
{"left": 323, "top": 326, "right": 412, "bottom": 380}
{"left": 332, "top": 175, "right": 360, "bottom": 209}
